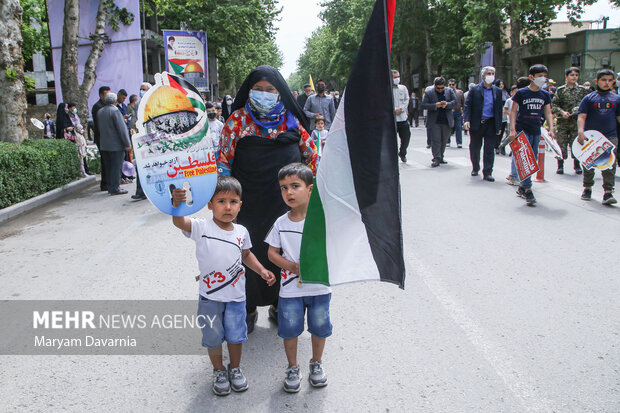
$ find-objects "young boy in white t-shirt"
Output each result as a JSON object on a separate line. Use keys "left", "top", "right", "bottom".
{"left": 172, "top": 176, "right": 275, "bottom": 396}
{"left": 265, "top": 163, "right": 332, "bottom": 393}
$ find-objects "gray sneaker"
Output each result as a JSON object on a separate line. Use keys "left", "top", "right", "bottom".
{"left": 308, "top": 360, "right": 328, "bottom": 387}
{"left": 283, "top": 365, "right": 302, "bottom": 393}
{"left": 228, "top": 365, "right": 248, "bottom": 392}
{"left": 212, "top": 369, "right": 230, "bottom": 396}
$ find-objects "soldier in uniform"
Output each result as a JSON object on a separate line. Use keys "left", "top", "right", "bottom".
{"left": 552, "top": 67, "right": 588, "bottom": 174}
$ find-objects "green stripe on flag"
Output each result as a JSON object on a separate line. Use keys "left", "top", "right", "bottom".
{"left": 299, "top": 179, "right": 330, "bottom": 286}
{"left": 189, "top": 97, "right": 205, "bottom": 111}
{"left": 168, "top": 61, "right": 185, "bottom": 75}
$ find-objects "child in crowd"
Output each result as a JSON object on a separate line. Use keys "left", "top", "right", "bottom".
{"left": 310, "top": 117, "right": 327, "bottom": 161}
{"left": 504, "top": 78, "right": 531, "bottom": 186}
{"left": 265, "top": 163, "right": 332, "bottom": 393}
{"left": 577, "top": 68, "right": 620, "bottom": 205}
{"left": 509, "top": 64, "right": 555, "bottom": 206}
{"left": 172, "top": 176, "right": 275, "bottom": 396}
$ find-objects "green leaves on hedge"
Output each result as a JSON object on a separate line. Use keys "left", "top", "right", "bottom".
{"left": 0, "top": 139, "right": 82, "bottom": 209}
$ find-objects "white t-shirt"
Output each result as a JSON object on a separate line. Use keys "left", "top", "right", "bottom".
{"left": 503, "top": 98, "right": 514, "bottom": 123}
{"left": 264, "top": 213, "right": 331, "bottom": 298}
{"left": 183, "top": 218, "right": 251, "bottom": 302}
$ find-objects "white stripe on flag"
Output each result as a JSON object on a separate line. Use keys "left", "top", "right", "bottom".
{"left": 318, "top": 93, "right": 380, "bottom": 284}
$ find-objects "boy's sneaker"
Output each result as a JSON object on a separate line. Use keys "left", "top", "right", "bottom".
{"left": 212, "top": 369, "right": 231, "bottom": 396}
{"left": 581, "top": 188, "right": 592, "bottom": 201}
{"left": 516, "top": 186, "right": 526, "bottom": 198}
{"left": 308, "top": 360, "right": 328, "bottom": 388}
{"left": 525, "top": 190, "right": 536, "bottom": 206}
{"left": 228, "top": 365, "right": 248, "bottom": 392}
{"left": 283, "top": 365, "right": 302, "bottom": 393}
{"left": 602, "top": 192, "right": 617, "bottom": 205}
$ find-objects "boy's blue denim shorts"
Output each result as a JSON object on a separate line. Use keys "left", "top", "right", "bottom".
{"left": 197, "top": 296, "right": 247, "bottom": 349}
{"left": 277, "top": 293, "right": 332, "bottom": 340}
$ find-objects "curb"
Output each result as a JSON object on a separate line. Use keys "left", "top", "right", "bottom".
{"left": 0, "top": 175, "right": 97, "bottom": 224}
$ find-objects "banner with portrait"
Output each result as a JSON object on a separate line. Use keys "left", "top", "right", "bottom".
{"left": 163, "top": 30, "right": 209, "bottom": 93}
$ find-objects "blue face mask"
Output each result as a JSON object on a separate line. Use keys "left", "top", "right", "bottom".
{"left": 139, "top": 90, "right": 146, "bottom": 97}
{"left": 249, "top": 89, "right": 279, "bottom": 112}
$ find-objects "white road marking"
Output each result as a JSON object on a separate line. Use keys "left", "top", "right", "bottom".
{"left": 407, "top": 251, "right": 557, "bottom": 413}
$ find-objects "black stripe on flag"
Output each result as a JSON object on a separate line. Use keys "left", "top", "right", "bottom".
{"left": 343, "top": 0, "right": 405, "bottom": 288}
{"left": 168, "top": 73, "right": 201, "bottom": 96}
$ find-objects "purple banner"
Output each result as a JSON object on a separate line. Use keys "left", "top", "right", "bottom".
{"left": 480, "top": 42, "right": 494, "bottom": 68}
{"left": 47, "top": 0, "right": 143, "bottom": 119}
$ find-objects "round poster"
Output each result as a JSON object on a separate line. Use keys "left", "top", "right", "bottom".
{"left": 572, "top": 130, "right": 616, "bottom": 171}
{"left": 131, "top": 72, "right": 217, "bottom": 216}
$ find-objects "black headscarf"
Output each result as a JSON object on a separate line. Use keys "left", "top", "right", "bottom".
{"left": 232, "top": 65, "right": 310, "bottom": 132}
{"left": 55, "top": 103, "right": 73, "bottom": 138}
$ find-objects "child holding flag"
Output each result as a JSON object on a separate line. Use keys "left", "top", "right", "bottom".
{"left": 265, "top": 163, "right": 332, "bottom": 393}
{"left": 172, "top": 176, "right": 275, "bottom": 396}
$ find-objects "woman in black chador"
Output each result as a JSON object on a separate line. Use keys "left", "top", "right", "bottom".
{"left": 217, "top": 65, "right": 317, "bottom": 332}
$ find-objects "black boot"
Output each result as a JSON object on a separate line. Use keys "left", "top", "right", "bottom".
{"left": 556, "top": 159, "right": 564, "bottom": 175}
{"left": 574, "top": 159, "right": 582, "bottom": 175}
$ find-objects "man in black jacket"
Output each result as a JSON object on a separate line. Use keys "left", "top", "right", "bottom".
{"left": 464, "top": 66, "right": 504, "bottom": 181}
{"left": 91, "top": 86, "right": 110, "bottom": 191}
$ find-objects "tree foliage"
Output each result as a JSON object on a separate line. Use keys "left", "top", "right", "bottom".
{"left": 291, "top": 0, "right": 599, "bottom": 90}
{"left": 20, "top": 0, "right": 49, "bottom": 61}
{"left": 150, "top": 0, "right": 283, "bottom": 94}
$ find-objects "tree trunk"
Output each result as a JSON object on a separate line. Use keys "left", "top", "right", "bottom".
{"left": 424, "top": 30, "right": 432, "bottom": 85}
{"left": 61, "top": 0, "right": 107, "bottom": 124}
{"left": 0, "top": 0, "right": 28, "bottom": 143}
{"left": 509, "top": 3, "right": 523, "bottom": 80}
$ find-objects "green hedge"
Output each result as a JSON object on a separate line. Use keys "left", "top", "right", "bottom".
{"left": 0, "top": 139, "right": 82, "bottom": 209}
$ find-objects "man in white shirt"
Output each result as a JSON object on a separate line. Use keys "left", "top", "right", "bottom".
{"left": 392, "top": 70, "right": 410, "bottom": 162}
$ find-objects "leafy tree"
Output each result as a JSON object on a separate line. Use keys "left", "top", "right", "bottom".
{"left": 20, "top": 0, "right": 50, "bottom": 61}
{"left": 149, "top": 0, "right": 282, "bottom": 95}
{"left": 60, "top": 0, "right": 134, "bottom": 125}
{"left": 0, "top": 0, "right": 28, "bottom": 143}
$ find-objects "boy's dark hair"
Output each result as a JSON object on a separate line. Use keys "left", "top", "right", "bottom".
{"left": 118, "top": 89, "right": 127, "bottom": 97}
{"left": 205, "top": 101, "right": 215, "bottom": 109}
{"left": 434, "top": 77, "right": 446, "bottom": 86}
{"left": 213, "top": 176, "right": 242, "bottom": 199}
{"left": 529, "top": 64, "right": 548, "bottom": 76}
{"left": 278, "top": 162, "right": 313, "bottom": 186}
{"left": 516, "top": 77, "right": 531, "bottom": 88}
{"left": 596, "top": 69, "right": 615, "bottom": 80}
{"left": 98, "top": 86, "right": 110, "bottom": 96}
{"left": 565, "top": 67, "right": 580, "bottom": 76}
{"left": 315, "top": 116, "right": 325, "bottom": 123}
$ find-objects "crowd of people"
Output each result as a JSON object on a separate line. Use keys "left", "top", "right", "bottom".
{"left": 392, "top": 65, "right": 620, "bottom": 207}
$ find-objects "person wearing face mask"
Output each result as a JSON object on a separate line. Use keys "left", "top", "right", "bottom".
{"left": 576, "top": 69, "right": 620, "bottom": 205}
{"left": 138, "top": 82, "right": 151, "bottom": 101}
{"left": 463, "top": 66, "right": 504, "bottom": 181}
{"left": 297, "top": 84, "right": 313, "bottom": 112}
{"left": 333, "top": 90, "right": 340, "bottom": 110}
{"left": 205, "top": 101, "right": 224, "bottom": 155}
{"left": 508, "top": 64, "right": 555, "bottom": 206}
{"left": 221, "top": 94, "right": 234, "bottom": 122}
{"left": 67, "top": 102, "right": 91, "bottom": 176}
{"left": 217, "top": 65, "right": 317, "bottom": 333}
{"left": 391, "top": 70, "right": 410, "bottom": 162}
{"left": 303, "top": 79, "right": 336, "bottom": 131}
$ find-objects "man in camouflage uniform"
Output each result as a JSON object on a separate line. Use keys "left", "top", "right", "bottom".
{"left": 552, "top": 67, "right": 588, "bottom": 174}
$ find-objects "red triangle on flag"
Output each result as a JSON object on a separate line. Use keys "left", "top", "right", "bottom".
{"left": 167, "top": 75, "right": 188, "bottom": 95}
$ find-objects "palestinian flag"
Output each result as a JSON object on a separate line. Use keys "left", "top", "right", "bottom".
{"left": 299, "top": 0, "right": 405, "bottom": 288}
{"left": 168, "top": 58, "right": 204, "bottom": 76}
{"left": 167, "top": 73, "right": 205, "bottom": 113}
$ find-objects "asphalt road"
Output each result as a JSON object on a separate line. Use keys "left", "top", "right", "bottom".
{"left": 1, "top": 127, "right": 619, "bottom": 412}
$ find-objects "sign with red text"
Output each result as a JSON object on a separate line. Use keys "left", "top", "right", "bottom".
{"left": 131, "top": 72, "right": 217, "bottom": 216}
{"left": 510, "top": 132, "right": 539, "bottom": 181}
